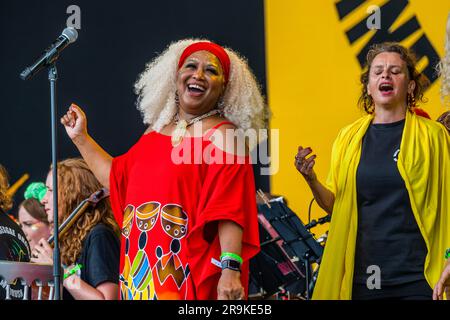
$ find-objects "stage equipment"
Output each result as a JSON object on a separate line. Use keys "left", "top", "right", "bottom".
{"left": 250, "top": 193, "right": 326, "bottom": 300}
{"left": 20, "top": 28, "right": 78, "bottom": 81}
{"left": 20, "top": 27, "right": 78, "bottom": 299}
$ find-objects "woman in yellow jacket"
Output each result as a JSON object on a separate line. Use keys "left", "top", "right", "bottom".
{"left": 295, "top": 42, "right": 450, "bottom": 300}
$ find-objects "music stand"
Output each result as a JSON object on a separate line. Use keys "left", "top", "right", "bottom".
{"left": 250, "top": 197, "right": 324, "bottom": 299}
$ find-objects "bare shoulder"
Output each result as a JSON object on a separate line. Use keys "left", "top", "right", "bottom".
{"left": 143, "top": 126, "right": 153, "bottom": 135}
{"left": 208, "top": 119, "right": 249, "bottom": 157}
{"left": 203, "top": 116, "right": 236, "bottom": 130}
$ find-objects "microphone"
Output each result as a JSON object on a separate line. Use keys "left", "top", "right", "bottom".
{"left": 20, "top": 27, "right": 78, "bottom": 80}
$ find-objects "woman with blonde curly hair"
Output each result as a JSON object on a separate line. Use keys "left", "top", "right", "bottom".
{"left": 433, "top": 13, "right": 450, "bottom": 300}
{"left": 31, "top": 158, "right": 120, "bottom": 300}
{"left": 436, "top": 14, "right": 450, "bottom": 133}
{"left": 295, "top": 42, "right": 450, "bottom": 300}
{"left": 60, "top": 39, "right": 266, "bottom": 300}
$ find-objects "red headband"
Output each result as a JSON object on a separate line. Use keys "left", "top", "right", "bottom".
{"left": 178, "top": 42, "right": 231, "bottom": 85}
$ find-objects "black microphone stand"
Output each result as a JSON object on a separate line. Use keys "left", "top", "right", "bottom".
{"left": 49, "top": 64, "right": 62, "bottom": 300}
{"left": 304, "top": 215, "right": 331, "bottom": 230}
{"left": 20, "top": 28, "right": 78, "bottom": 300}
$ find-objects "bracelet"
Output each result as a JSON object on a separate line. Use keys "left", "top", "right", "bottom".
{"left": 220, "top": 252, "right": 243, "bottom": 265}
{"left": 221, "top": 258, "right": 241, "bottom": 272}
{"left": 63, "top": 263, "right": 83, "bottom": 280}
{"left": 445, "top": 248, "right": 450, "bottom": 260}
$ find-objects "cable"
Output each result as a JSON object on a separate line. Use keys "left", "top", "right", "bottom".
{"left": 308, "top": 198, "right": 315, "bottom": 225}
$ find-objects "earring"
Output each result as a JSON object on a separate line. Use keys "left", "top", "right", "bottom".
{"left": 174, "top": 91, "right": 180, "bottom": 107}
{"left": 408, "top": 93, "right": 416, "bottom": 109}
{"left": 217, "top": 98, "right": 225, "bottom": 110}
{"left": 364, "top": 96, "right": 374, "bottom": 114}
{"left": 217, "top": 97, "right": 226, "bottom": 110}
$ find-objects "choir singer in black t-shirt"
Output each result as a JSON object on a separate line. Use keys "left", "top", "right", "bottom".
{"left": 295, "top": 43, "right": 450, "bottom": 300}
{"left": 31, "top": 158, "right": 120, "bottom": 300}
{"left": 0, "top": 164, "right": 31, "bottom": 300}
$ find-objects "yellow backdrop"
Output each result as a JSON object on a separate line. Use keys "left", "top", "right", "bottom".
{"left": 265, "top": 0, "right": 450, "bottom": 238}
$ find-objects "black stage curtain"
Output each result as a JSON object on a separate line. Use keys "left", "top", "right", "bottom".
{"left": 0, "top": 0, "right": 269, "bottom": 215}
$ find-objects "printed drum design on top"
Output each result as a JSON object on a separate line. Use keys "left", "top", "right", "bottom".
{"left": 136, "top": 201, "right": 161, "bottom": 232}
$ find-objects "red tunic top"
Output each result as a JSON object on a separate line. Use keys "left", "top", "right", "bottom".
{"left": 109, "top": 122, "right": 260, "bottom": 300}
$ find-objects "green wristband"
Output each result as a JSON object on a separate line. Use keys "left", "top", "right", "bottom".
{"left": 445, "top": 248, "right": 450, "bottom": 260}
{"left": 220, "top": 252, "right": 243, "bottom": 264}
{"left": 63, "top": 264, "right": 83, "bottom": 280}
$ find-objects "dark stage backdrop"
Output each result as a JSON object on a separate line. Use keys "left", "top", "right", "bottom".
{"left": 0, "top": 0, "right": 268, "bottom": 214}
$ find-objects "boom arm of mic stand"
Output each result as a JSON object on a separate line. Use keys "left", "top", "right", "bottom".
{"left": 305, "top": 214, "right": 331, "bottom": 230}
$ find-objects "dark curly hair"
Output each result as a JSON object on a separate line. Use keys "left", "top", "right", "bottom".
{"left": 358, "top": 42, "right": 430, "bottom": 114}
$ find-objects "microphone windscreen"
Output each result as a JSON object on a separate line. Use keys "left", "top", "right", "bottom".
{"left": 62, "top": 27, "right": 78, "bottom": 43}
